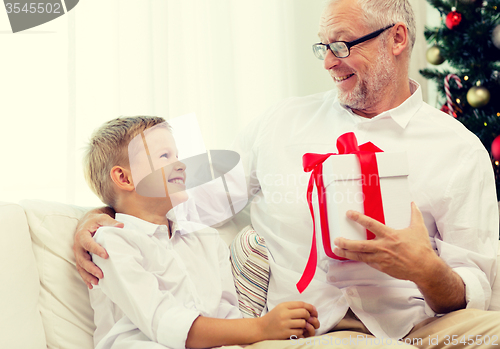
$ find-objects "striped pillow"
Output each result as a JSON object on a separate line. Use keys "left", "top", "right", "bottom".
{"left": 229, "top": 226, "right": 270, "bottom": 318}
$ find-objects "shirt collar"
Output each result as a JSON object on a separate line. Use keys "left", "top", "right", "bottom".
{"left": 115, "top": 213, "right": 182, "bottom": 238}
{"left": 334, "top": 79, "right": 423, "bottom": 129}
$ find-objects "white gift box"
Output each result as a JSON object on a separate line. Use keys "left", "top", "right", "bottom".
{"left": 312, "top": 151, "right": 412, "bottom": 251}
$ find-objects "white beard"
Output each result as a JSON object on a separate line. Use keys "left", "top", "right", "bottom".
{"left": 336, "top": 42, "right": 396, "bottom": 111}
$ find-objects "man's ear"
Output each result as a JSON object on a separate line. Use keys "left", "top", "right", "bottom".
{"left": 392, "top": 22, "right": 409, "bottom": 57}
{"left": 110, "top": 166, "right": 135, "bottom": 192}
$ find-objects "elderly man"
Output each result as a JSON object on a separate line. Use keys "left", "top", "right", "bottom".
{"left": 75, "top": 0, "right": 500, "bottom": 348}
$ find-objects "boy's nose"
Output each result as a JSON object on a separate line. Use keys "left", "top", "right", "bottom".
{"left": 175, "top": 161, "right": 186, "bottom": 171}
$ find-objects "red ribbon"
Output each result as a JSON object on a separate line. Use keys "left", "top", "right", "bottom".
{"left": 296, "top": 132, "right": 385, "bottom": 293}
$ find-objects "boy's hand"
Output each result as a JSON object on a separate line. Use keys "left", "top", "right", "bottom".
{"left": 73, "top": 208, "right": 123, "bottom": 289}
{"left": 259, "top": 301, "right": 319, "bottom": 340}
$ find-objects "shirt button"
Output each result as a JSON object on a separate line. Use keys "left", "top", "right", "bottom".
{"left": 347, "top": 289, "right": 354, "bottom": 296}
{"left": 327, "top": 275, "right": 336, "bottom": 282}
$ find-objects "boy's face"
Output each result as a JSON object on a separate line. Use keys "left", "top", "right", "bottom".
{"left": 128, "top": 125, "right": 188, "bottom": 207}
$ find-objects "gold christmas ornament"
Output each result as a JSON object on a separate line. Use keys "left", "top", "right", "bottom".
{"left": 492, "top": 25, "right": 500, "bottom": 50}
{"left": 426, "top": 46, "right": 445, "bottom": 65}
{"left": 467, "top": 86, "right": 491, "bottom": 107}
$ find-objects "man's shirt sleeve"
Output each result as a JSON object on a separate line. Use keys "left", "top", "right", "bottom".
{"left": 434, "top": 147, "right": 498, "bottom": 312}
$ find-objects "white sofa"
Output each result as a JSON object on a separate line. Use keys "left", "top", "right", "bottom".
{"left": 1, "top": 200, "right": 499, "bottom": 349}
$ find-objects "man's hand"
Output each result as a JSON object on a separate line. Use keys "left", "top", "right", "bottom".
{"left": 333, "top": 202, "right": 439, "bottom": 283}
{"left": 334, "top": 202, "right": 466, "bottom": 313}
{"left": 259, "top": 301, "right": 320, "bottom": 340}
{"left": 73, "top": 207, "right": 123, "bottom": 289}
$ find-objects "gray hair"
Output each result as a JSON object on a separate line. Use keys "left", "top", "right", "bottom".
{"left": 325, "top": 0, "right": 416, "bottom": 55}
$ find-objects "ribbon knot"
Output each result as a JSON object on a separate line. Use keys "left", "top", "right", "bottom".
{"left": 296, "top": 132, "right": 385, "bottom": 293}
{"left": 303, "top": 153, "right": 335, "bottom": 173}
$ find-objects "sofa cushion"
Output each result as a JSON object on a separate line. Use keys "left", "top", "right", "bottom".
{"left": 21, "top": 200, "right": 94, "bottom": 349}
{"left": 230, "top": 226, "right": 270, "bottom": 318}
{"left": 0, "top": 202, "right": 46, "bottom": 349}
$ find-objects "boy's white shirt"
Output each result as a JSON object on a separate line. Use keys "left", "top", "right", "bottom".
{"left": 89, "top": 213, "right": 242, "bottom": 349}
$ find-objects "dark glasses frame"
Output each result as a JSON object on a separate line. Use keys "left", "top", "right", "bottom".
{"left": 313, "top": 24, "right": 395, "bottom": 59}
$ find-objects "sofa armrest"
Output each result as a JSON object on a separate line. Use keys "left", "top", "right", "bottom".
{"left": 0, "top": 202, "right": 46, "bottom": 349}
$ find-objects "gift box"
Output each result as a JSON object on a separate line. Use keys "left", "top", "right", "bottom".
{"left": 313, "top": 150, "right": 412, "bottom": 246}
{"left": 297, "top": 132, "right": 412, "bottom": 293}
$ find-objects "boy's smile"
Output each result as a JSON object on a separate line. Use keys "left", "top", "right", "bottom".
{"left": 168, "top": 175, "right": 186, "bottom": 187}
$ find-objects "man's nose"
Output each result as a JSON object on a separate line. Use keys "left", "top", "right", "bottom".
{"left": 323, "top": 49, "right": 341, "bottom": 70}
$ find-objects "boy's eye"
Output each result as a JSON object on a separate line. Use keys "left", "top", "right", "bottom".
{"left": 160, "top": 153, "right": 169, "bottom": 159}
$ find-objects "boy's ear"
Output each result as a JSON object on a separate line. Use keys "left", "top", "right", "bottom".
{"left": 110, "top": 166, "right": 135, "bottom": 192}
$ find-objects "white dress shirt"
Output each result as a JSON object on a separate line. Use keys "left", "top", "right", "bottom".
{"left": 89, "top": 213, "right": 241, "bottom": 349}
{"left": 233, "top": 80, "right": 498, "bottom": 339}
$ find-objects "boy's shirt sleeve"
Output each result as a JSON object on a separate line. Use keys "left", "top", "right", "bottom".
{"left": 92, "top": 227, "right": 200, "bottom": 349}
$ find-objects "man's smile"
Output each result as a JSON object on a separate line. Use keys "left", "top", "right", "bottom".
{"left": 333, "top": 73, "right": 355, "bottom": 82}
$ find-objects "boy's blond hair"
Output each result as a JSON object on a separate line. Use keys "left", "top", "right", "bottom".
{"left": 83, "top": 116, "right": 168, "bottom": 207}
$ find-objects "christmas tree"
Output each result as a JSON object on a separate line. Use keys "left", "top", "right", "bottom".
{"left": 420, "top": 0, "right": 500, "bottom": 198}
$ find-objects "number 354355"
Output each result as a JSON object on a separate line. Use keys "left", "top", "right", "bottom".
{"left": 5, "top": 3, "right": 62, "bottom": 14}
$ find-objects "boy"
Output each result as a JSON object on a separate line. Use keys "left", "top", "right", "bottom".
{"left": 83, "top": 116, "right": 319, "bottom": 349}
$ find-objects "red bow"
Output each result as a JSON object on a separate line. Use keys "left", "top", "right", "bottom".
{"left": 296, "top": 132, "right": 385, "bottom": 293}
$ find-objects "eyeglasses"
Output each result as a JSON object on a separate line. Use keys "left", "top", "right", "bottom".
{"left": 313, "top": 24, "right": 395, "bottom": 60}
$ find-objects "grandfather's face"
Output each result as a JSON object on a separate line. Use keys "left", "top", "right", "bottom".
{"left": 318, "top": 0, "right": 396, "bottom": 111}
